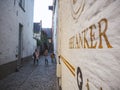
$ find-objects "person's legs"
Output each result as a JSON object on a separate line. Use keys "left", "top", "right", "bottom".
{"left": 45, "top": 58, "right": 48, "bottom": 65}
{"left": 46, "top": 58, "right": 48, "bottom": 64}
{"left": 34, "top": 58, "right": 35, "bottom": 64}
{"left": 45, "top": 58, "right": 47, "bottom": 64}
{"left": 37, "top": 59, "right": 38, "bottom": 64}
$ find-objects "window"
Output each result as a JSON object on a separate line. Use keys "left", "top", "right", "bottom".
{"left": 19, "top": 0, "right": 25, "bottom": 12}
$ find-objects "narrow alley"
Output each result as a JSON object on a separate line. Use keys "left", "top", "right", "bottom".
{"left": 1, "top": 0, "right": 120, "bottom": 90}
{"left": 0, "top": 54, "right": 58, "bottom": 90}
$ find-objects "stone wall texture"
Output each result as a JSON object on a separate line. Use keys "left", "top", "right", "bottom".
{"left": 56, "top": 0, "right": 120, "bottom": 90}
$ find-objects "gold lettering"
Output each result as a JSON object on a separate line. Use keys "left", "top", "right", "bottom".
{"left": 69, "top": 38, "right": 71, "bottom": 48}
{"left": 98, "top": 18, "right": 113, "bottom": 48}
{"left": 79, "top": 33, "right": 83, "bottom": 48}
{"left": 89, "top": 24, "right": 97, "bottom": 48}
{"left": 70, "top": 36, "right": 75, "bottom": 49}
{"left": 72, "top": 36, "right": 75, "bottom": 48}
{"left": 100, "top": 87, "right": 103, "bottom": 90}
{"left": 69, "top": 36, "right": 75, "bottom": 49}
{"left": 86, "top": 79, "right": 90, "bottom": 90}
{"left": 82, "top": 29, "right": 90, "bottom": 48}
{"left": 76, "top": 34, "right": 80, "bottom": 48}
{"left": 69, "top": 18, "right": 113, "bottom": 49}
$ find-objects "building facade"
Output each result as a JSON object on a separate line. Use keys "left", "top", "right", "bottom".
{"left": 53, "top": 0, "right": 120, "bottom": 90}
{"left": 33, "top": 22, "right": 42, "bottom": 40}
{"left": 0, "top": 0, "right": 36, "bottom": 79}
{"left": 42, "top": 28, "right": 53, "bottom": 52}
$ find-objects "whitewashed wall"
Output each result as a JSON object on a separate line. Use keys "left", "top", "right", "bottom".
{"left": 53, "top": 1, "right": 58, "bottom": 55}
{"left": 0, "top": 0, "right": 36, "bottom": 65}
{"left": 57, "top": 0, "right": 120, "bottom": 90}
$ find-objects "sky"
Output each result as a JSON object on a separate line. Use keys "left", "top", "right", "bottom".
{"left": 33, "top": 0, "right": 53, "bottom": 28}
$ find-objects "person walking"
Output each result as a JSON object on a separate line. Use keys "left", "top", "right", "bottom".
{"left": 50, "top": 53, "right": 55, "bottom": 63}
{"left": 33, "top": 49, "right": 39, "bottom": 64}
{"left": 44, "top": 49, "right": 48, "bottom": 65}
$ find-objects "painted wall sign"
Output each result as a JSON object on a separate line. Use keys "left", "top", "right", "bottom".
{"left": 69, "top": 18, "right": 113, "bottom": 49}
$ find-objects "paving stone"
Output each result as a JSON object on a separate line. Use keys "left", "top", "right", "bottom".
{"left": 0, "top": 55, "right": 58, "bottom": 90}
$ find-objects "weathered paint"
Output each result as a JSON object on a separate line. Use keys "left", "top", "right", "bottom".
{"left": 0, "top": 0, "right": 36, "bottom": 65}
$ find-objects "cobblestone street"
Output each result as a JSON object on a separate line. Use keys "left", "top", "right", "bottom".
{"left": 0, "top": 55, "right": 58, "bottom": 90}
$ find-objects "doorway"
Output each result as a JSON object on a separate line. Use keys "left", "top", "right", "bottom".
{"left": 17, "top": 23, "right": 23, "bottom": 69}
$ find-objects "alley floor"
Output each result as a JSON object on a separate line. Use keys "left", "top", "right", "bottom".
{"left": 0, "top": 54, "right": 59, "bottom": 90}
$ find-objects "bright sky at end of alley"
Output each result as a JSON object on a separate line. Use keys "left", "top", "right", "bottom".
{"left": 33, "top": 0, "right": 53, "bottom": 28}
